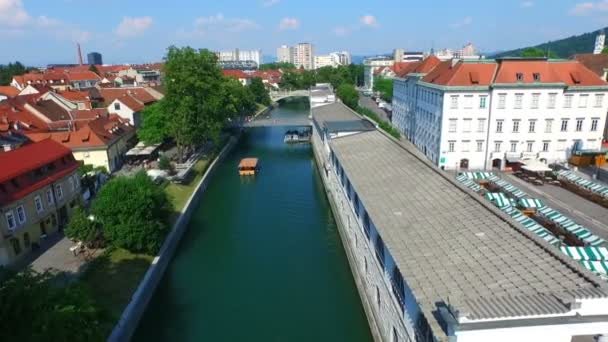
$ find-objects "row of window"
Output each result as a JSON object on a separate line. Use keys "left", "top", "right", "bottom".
{"left": 448, "top": 93, "right": 605, "bottom": 110}
{"left": 494, "top": 118, "right": 600, "bottom": 133}
{"left": 4, "top": 174, "right": 78, "bottom": 231}
{"left": 448, "top": 139, "right": 600, "bottom": 154}
{"left": 448, "top": 118, "right": 486, "bottom": 133}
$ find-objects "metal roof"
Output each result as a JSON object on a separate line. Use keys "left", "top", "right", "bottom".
{"left": 324, "top": 120, "right": 375, "bottom": 133}
{"left": 329, "top": 130, "right": 608, "bottom": 340}
{"left": 311, "top": 102, "right": 361, "bottom": 124}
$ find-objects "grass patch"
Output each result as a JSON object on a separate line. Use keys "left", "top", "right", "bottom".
{"left": 164, "top": 158, "right": 211, "bottom": 217}
{"left": 80, "top": 248, "right": 154, "bottom": 334}
{"left": 356, "top": 106, "right": 401, "bottom": 139}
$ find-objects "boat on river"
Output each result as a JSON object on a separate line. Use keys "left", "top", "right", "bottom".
{"left": 238, "top": 158, "right": 258, "bottom": 176}
{"left": 284, "top": 129, "right": 311, "bottom": 144}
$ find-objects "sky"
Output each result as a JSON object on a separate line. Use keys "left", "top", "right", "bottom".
{"left": 1, "top": 0, "right": 608, "bottom": 66}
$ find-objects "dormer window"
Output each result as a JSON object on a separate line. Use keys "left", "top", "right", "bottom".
{"left": 516, "top": 73, "right": 524, "bottom": 81}
{"left": 533, "top": 73, "right": 540, "bottom": 82}
{"left": 114, "top": 102, "right": 121, "bottom": 110}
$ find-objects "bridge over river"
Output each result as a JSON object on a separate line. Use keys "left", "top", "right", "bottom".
{"left": 270, "top": 89, "right": 309, "bottom": 101}
{"left": 244, "top": 117, "right": 312, "bottom": 127}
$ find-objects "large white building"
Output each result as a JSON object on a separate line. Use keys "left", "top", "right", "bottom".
{"left": 277, "top": 45, "right": 291, "bottom": 63}
{"left": 392, "top": 57, "right": 608, "bottom": 171}
{"left": 313, "top": 51, "right": 352, "bottom": 69}
{"left": 363, "top": 57, "right": 395, "bottom": 90}
{"left": 430, "top": 43, "right": 483, "bottom": 61}
{"left": 276, "top": 43, "right": 315, "bottom": 69}
{"left": 311, "top": 102, "right": 608, "bottom": 342}
{"left": 216, "top": 49, "right": 262, "bottom": 66}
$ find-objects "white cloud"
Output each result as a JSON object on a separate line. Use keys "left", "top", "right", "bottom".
{"left": 451, "top": 16, "right": 473, "bottom": 29}
{"left": 521, "top": 1, "right": 534, "bottom": 7}
{"left": 262, "top": 0, "right": 280, "bottom": 7}
{"left": 360, "top": 15, "right": 378, "bottom": 27}
{"left": 279, "top": 17, "right": 300, "bottom": 30}
{"left": 195, "top": 13, "right": 259, "bottom": 33}
{"left": 570, "top": 1, "right": 608, "bottom": 15}
{"left": 0, "top": 0, "right": 30, "bottom": 27}
{"left": 115, "top": 16, "right": 153, "bottom": 38}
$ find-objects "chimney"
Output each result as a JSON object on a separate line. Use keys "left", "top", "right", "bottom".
{"left": 77, "top": 43, "right": 84, "bottom": 66}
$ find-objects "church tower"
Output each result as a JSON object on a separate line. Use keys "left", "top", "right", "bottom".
{"left": 594, "top": 30, "right": 605, "bottom": 54}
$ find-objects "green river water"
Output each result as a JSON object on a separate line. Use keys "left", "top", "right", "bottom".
{"left": 133, "top": 98, "right": 372, "bottom": 342}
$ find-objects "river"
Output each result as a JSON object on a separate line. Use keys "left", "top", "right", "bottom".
{"left": 133, "top": 98, "right": 372, "bottom": 342}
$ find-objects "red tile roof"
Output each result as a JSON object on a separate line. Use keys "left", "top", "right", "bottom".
{"left": 411, "top": 56, "right": 441, "bottom": 74}
{"left": 0, "top": 98, "right": 50, "bottom": 132}
{"left": 223, "top": 69, "right": 250, "bottom": 79}
{"left": 70, "top": 109, "right": 108, "bottom": 121}
{"left": 57, "top": 90, "right": 90, "bottom": 102}
{"left": 422, "top": 60, "right": 497, "bottom": 86}
{"left": 114, "top": 94, "right": 145, "bottom": 112}
{"left": 0, "top": 139, "right": 79, "bottom": 206}
{"left": 574, "top": 54, "right": 608, "bottom": 79}
{"left": 0, "top": 86, "right": 20, "bottom": 98}
{"left": 66, "top": 71, "right": 101, "bottom": 82}
{"left": 99, "top": 87, "right": 156, "bottom": 105}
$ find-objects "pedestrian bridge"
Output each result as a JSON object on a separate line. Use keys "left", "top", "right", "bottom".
{"left": 270, "top": 90, "right": 309, "bottom": 101}
{"left": 244, "top": 117, "right": 312, "bottom": 127}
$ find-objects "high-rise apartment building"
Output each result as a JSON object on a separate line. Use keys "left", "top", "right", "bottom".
{"left": 277, "top": 45, "right": 291, "bottom": 63}
{"left": 216, "top": 49, "right": 262, "bottom": 67}
{"left": 87, "top": 52, "right": 102, "bottom": 65}
{"left": 277, "top": 43, "right": 315, "bottom": 70}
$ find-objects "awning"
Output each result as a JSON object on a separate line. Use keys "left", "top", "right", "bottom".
{"left": 126, "top": 142, "right": 162, "bottom": 156}
{"left": 456, "top": 176, "right": 483, "bottom": 193}
{"left": 485, "top": 192, "right": 514, "bottom": 208}
{"left": 460, "top": 172, "right": 494, "bottom": 180}
{"left": 521, "top": 161, "right": 552, "bottom": 172}
{"left": 561, "top": 246, "right": 608, "bottom": 261}
{"left": 579, "top": 260, "right": 608, "bottom": 275}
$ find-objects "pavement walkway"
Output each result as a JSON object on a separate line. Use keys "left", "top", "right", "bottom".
{"left": 502, "top": 173, "right": 608, "bottom": 241}
{"left": 358, "top": 95, "right": 390, "bottom": 123}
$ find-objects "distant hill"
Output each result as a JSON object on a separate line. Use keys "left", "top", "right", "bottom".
{"left": 493, "top": 27, "right": 606, "bottom": 58}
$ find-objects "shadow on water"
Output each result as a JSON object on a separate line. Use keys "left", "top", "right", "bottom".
{"left": 133, "top": 98, "right": 372, "bottom": 342}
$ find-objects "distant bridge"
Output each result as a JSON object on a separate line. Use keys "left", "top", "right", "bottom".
{"left": 270, "top": 90, "right": 309, "bottom": 101}
{"left": 244, "top": 117, "right": 312, "bottom": 127}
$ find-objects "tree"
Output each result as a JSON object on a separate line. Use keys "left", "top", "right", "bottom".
{"left": 0, "top": 61, "right": 26, "bottom": 86}
{"left": 222, "top": 78, "right": 256, "bottom": 117}
{"left": 138, "top": 101, "right": 169, "bottom": 144}
{"left": 602, "top": 46, "right": 608, "bottom": 54}
{"left": 248, "top": 77, "right": 271, "bottom": 105}
{"left": 520, "top": 47, "right": 558, "bottom": 58}
{"left": 65, "top": 207, "right": 99, "bottom": 244}
{"left": 92, "top": 172, "right": 171, "bottom": 254}
{"left": 259, "top": 62, "right": 296, "bottom": 70}
{"left": 162, "top": 46, "right": 229, "bottom": 161}
{"left": 336, "top": 84, "right": 359, "bottom": 110}
{"left": 0, "top": 269, "right": 108, "bottom": 342}
{"left": 88, "top": 64, "right": 100, "bottom": 75}
{"left": 373, "top": 77, "right": 393, "bottom": 101}
{"left": 158, "top": 154, "right": 172, "bottom": 171}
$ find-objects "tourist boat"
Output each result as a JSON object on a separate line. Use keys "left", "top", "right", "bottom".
{"left": 238, "top": 158, "right": 258, "bottom": 176}
{"left": 283, "top": 129, "right": 311, "bottom": 144}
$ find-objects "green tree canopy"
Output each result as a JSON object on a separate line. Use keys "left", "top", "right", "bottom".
{"left": 248, "top": 77, "right": 271, "bottom": 105}
{"left": 259, "top": 62, "right": 296, "bottom": 70}
{"left": 602, "top": 46, "right": 608, "bottom": 54}
{"left": 92, "top": 172, "right": 171, "bottom": 254}
{"left": 0, "top": 61, "right": 27, "bottom": 86}
{"left": 373, "top": 77, "right": 393, "bottom": 101}
{"left": 336, "top": 84, "right": 359, "bottom": 110}
{"left": 0, "top": 269, "right": 108, "bottom": 342}
{"left": 65, "top": 207, "right": 99, "bottom": 244}
{"left": 221, "top": 77, "right": 257, "bottom": 117}
{"left": 520, "top": 47, "right": 558, "bottom": 58}
{"left": 138, "top": 101, "right": 169, "bottom": 145}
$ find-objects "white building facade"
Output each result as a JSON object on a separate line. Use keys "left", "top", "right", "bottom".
{"left": 392, "top": 58, "right": 608, "bottom": 171}
{"left": 216, "top": 49, "right": 262, "bottom": 66}
{"left": 363, "top": 57, "right": 395, "bottom": 91}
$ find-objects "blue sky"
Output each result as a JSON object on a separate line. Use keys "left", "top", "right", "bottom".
{"left": 1, "top": 0, "right": 607, "bottom": 65}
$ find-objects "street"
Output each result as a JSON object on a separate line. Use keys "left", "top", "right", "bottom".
{"left": 502, "top": 173, "right": 608, "bottom": 241}
{"left": 358, "top": 94, "right": 391, "bottom": 123}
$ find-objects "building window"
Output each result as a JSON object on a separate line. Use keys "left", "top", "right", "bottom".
{"left": 564, "top": 95, "right": 573, "bottom": 108}
{"left": 114, "top": 102, "right": 120, "bottom": 110}
{"left": 46, "top": 189, "right": 54, "bottom": 205}
{"left": 528, "top": 120, "right": 536, "bottom": 133}
{"left": 448, "top": 119, "right": 457, "bottom": 133}
{"left": 448, "top": 141, "right": 455, "bottom": 152}
{"left": 23, "top": 232, "right": 30, "bottom": 249}
{"left": 526, "top": 141, "right": 534, "bottom": 152}
{"left": 542, "top": 141, "right": 550, "bottom": 152}
{"left": 516, "top": 72, "right": 523, "bottom": 81}
{"left": 479, "top": 96, "right": 487, "bottom": 109}
{"left": 548, "top": 93, "right": 557, "bottom": 108}
{"left": 512, "top": 120, "right": 520, "bottom": 133}
{"left": 376, "top": 286, "right": 381, "bottom": 307}
{"left": 591, "top": 118, "right": 599, "bottom": 131}
{"left": 34, "top": 195, "right": 44, "bottom": 213}
{"left": 10, "top": 238, "right": 21, "bottom": 255}
{"left": 533, "top": 72, "right": 540, "bottom": 81}
{"left": 477, "top": 119, "right": 486, "bottom": 132}
{"left": 476, "top": 141, "right": 483, "bottom": 152}
{"left": 498, "top": 94, "right": 506, "bottom": 109}
{"left": 531, "top": 93, "right": 540, "bottom": 109}
{"left": 514, "top": 93, "right": 523, "bottom": 109}
{"left": 463, "top": 95, "right": 473, "bottom": 109}
{"left": 462, "top": 140, "right": 470, "bottom": 152}
{"left": 5, "top": 211, "right": 16, "bottom": 230}
{"left": 595, "top": 94, "right": 604, "bottom": 107}
{"left": 68, "top": 177, "right": 75, "bottom": 192}
{"left": 560, "top": 119, "right": 569, "bottom": 132}
{"left": 579, "top": 94, "right": 589, "bottom": 108}
{"left": 56, "top": 184, "right": 63, "bottom": 200}
{"left": 510, "top": 141, "right": 517, "bottom": 153}
{"left": 16, "top": 205, "right": 26, "bottom": 224}
{"left": 494, "top": 141, "right": 501, "bottom": 152}
{"left": 545, "top": 119, "right": 553, "bottom": 133}
{"left": 450, "top": 95, "right": 459, "bottom": 109}
{"left": 576, "top": 119, "right": 584, "bottom": 132}
{"left": 557, "top": 140, "right": 566, "bottom": 151}
{"left": 463, "top": 119, "right": 472, "bottom": 133}
{"left": 496, "top": 120, "right": 503, "bottom": 133}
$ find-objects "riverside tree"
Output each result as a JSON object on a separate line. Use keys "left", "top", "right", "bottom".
{"left": 248, "top": 77, "right": 271, "bottom": 105}
{"left": 336, "top": 83, "right": 359, "bottom": 110}
{"left": 65, "top": 207, "right": 99, "bottom": 245}
{"left": 92, "top": 172, "right": 171, "bottom": 254}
